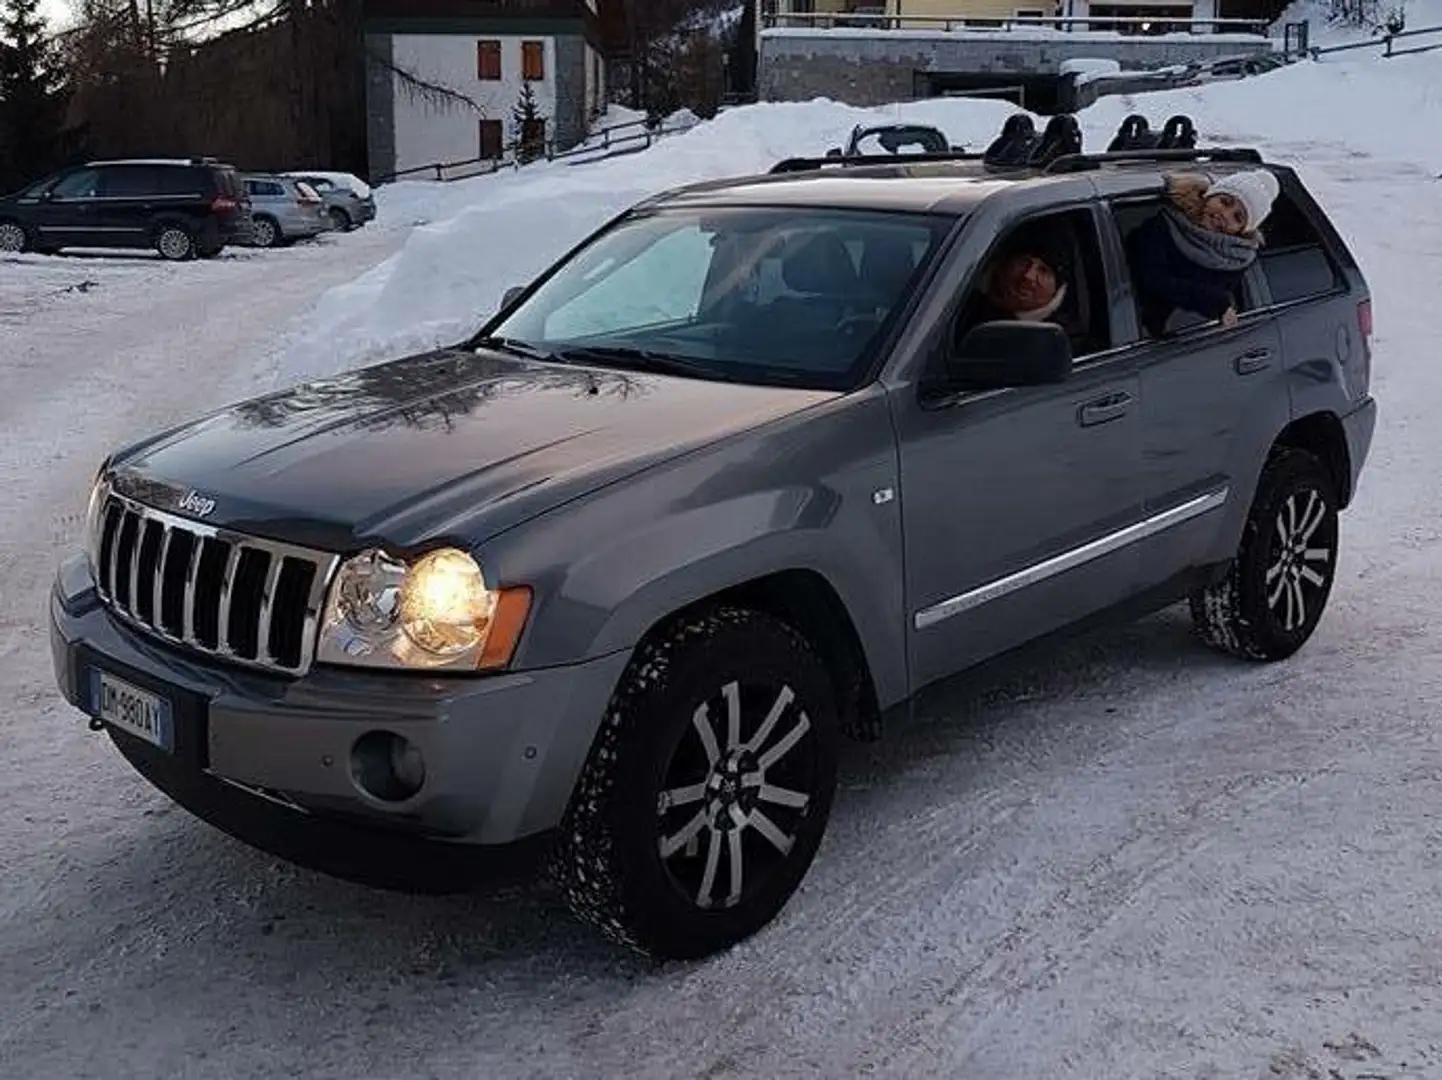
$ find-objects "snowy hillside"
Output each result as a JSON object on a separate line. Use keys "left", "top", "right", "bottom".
{"left": 248, "top": 44, "right": 1442, "bottom": 395}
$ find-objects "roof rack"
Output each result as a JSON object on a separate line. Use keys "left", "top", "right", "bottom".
{"left": 768, "top": 151, "right": 986, "bottom": 174}
{"left": 1044, "top": 147, "right": 1265, "bottom": 174}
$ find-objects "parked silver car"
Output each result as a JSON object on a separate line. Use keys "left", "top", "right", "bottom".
{"left": 241, "top": 174, "right": 328, "bottom": 247}
{"left": 283, "top": 171, "right": 376, "bottom": 232}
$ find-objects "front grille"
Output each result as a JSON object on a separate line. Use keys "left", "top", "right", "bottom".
{"left": 90, "top": 490, "right": 339, "bottom": 676}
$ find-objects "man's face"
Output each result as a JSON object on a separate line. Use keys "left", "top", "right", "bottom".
{"left": 1202, "top": 192, "right": 1249, "bottom": 236}
{"left": 992, "top": 253, "right": 1058, "bottom": 313}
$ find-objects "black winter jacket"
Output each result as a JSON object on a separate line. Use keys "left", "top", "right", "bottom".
{"left": 1127, "top": 212, "right": 1245, "bottom": 337}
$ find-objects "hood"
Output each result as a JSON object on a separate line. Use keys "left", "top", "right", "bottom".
{"left": 107, "top": 348, "right": 837, "bottom": 552}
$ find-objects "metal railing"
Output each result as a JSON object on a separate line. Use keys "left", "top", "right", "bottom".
{"left": 761, "top": 11, "right": 1272, "bottom": 34}
{"left": 374, "top": 116, "right": 688, "bottom": 185}
{"left": 1309, "top": 22, "right": 1442, "bottom": 57}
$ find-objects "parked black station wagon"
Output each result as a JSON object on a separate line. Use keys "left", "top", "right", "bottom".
{"left": 49, "top": 118, "right": 1377, "bottom": 959}
{"left": 0, "top": 157, "right": 252, "bottom": 260}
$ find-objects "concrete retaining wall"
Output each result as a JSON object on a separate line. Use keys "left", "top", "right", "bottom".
{"left": 759, "top": 27, "right": 1275, "bottom": 105}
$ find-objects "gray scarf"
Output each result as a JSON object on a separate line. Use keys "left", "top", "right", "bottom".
{"left": 1163, "top": 206, "right": 1259, "bottom": 272}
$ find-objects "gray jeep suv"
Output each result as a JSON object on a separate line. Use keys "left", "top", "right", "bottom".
{"left": 48, "top": 124, "right": 1376, "bottom": 960}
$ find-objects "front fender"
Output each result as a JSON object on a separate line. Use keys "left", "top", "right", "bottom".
{"left": 484, "top": 386, "right": 909, "bottom": 709}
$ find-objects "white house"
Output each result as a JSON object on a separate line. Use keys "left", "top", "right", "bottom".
{"left": 365, "top": 0, "right": 609, "bottom": 181}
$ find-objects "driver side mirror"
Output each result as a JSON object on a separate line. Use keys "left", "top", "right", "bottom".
{"left": 945, "top": 320, "right": 1072, "bottom": 391}
{"left": 501, "top": 285, "right": 525, "bottom": 309}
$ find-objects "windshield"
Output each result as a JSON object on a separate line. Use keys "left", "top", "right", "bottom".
{"left": 486, "top": 206, "right": 953, "bottom": 390}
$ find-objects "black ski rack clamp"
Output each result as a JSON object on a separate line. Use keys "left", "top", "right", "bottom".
{"left": 767, "top": 111, "right": 1261, "bottom": 177}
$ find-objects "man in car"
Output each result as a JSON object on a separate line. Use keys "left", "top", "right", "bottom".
{"left": 960, "top": 221, "right": 1085, "bottom": 341}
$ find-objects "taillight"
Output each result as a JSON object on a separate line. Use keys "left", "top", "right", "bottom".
{"left": 210, "top": 196, "right": 237, "bottom": 213}
{"left": 1357, "top": 298, "right": 1372, "bottom": 339}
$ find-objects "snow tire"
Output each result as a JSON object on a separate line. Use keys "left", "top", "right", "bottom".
{"left": 1190, "top": 446, "right": 1340, "bottom": 661}
{"left": 550, "top": 606, "right": 838, "bottom": 961}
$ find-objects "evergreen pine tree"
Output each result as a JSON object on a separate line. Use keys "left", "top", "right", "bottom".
{"left": 0, "top": 0, "right": 73, "bottom": 193}
{"left": 510, "top": 80, "right": 545, "bottom": 164}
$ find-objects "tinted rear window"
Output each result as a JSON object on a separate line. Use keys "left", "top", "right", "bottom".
{"left": 99, "top": 165, "right": 164, "bottom": 197}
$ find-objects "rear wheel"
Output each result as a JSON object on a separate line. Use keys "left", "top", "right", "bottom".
{"left": 0, "top": 220, "right": 28, "bottom": 253}
{"left": 1190, "top": 447, "right": 1340, "bottom": 660}
{"left": 552, "top": 607, "right": 839, "bottom": 960}
{"left": 328, "top": 206, "right": 352, "bottom": 231}
{"left": 155, "top": 224, "right": 194, "bottom": 261}
{"left": 251, "top": 216, "right": 281, "bottom": 248}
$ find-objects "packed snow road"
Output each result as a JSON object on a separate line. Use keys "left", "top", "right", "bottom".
{"left": 4, "top": 134, "right": 1442, "bottom": 1080}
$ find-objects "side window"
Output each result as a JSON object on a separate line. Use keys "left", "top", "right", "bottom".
{"left": 1256, "top": 192, "right": 1345, "bottom": 305}
{"left": 541, "top": 223, "right": 714, "bottom": 339}
{"left": 50, "top": 169, "right": 100, "bottom": 199}
{"left": 98, "top": 165, "right": 162, "bottom": 198}
{"left": 954, "top": 208, "right": 1113, "bottom": 360}
{"left": 158, "top": 168, "right": 203, "bottom": 196}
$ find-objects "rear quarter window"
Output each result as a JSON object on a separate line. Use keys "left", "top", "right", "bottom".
{"left": 1258, "top": 190, "right": 1346, "bottom": 306}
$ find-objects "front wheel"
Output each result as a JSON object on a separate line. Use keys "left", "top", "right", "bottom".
{"left": 328, "top": 206, "right": 352, "bottom": 231}
{"left": 1190, "top": 446, "right": 1340, "bottom": 661}
{"left": 552, "top": 607, "right": 839, "bottom": 960}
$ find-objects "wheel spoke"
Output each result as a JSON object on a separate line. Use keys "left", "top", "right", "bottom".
{"left": 659, "top": 782, "right": 707, "bottom": 814}
{"left": 1287, "top": 576, "right": 1306, "bottom": 630}
{"left": 659, "top": 810, "right": 708, "bottom": 858}
{"left": 748, "top": 809, "right": 796, "bottom": 855}
{"left": 745, "top": 685, "right": 795, "bottom": 755}
{"left": 1285, "top": 496, "right": 1298, "bottom": 542}
{"left": 722, "top": 681, "right": 742, "bottom": 752}
{"left": 1268, "top": 573, "right": 1288, "bottom": 609}
{"left": 727, "top": 826, "right": 745, "bottom": 906}
{"left": 1299, "top": 565, "right": 1326, "bottom": 588}
{"left": 1298, "top": 490, "right": 1327, "bottom": 542}
{"left": 1303, "top": 546, "right": 1331, "bottom": 564}
{"left": 696, "top": 826, "right": 721, "bottom": 908}
{"left": 1266, "top": 559, "right": 1285, "bottom": 585}
{"left": 1275, "top": 513, "right": 1290, "bottom": 551}
{"left": 758, "top": 712, "right": 811, "bottom": 771}
{"left": 692, "top": 703, "right": 721, "bottom": 767}
{"left": 755, "top": 782, "right": 810, "bottom": 810}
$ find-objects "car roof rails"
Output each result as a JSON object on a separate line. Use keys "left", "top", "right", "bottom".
{"left": 767, "top": 151, "right": 986, "bottom": 174}
{"left": 1044, "top": 146, "right": 1265, "bottom": 174}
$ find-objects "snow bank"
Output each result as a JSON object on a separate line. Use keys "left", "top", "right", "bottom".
{"left": 255, "top": 47, "right": 1442, "bottom": 393}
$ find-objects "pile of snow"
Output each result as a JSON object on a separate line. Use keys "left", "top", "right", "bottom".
{"left": 1060, "top": 57, "right": 1123, "bottom": 83}
{"left": 251, "top": 46, "right": 1442, "bottom": 394}
{"left": 1272, "top": 0, "right": 1442, "bottom": 46}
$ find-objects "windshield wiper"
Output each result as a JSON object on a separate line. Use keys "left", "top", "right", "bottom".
{"left": 474, "top": 335, "right": 555, "bottom": 362}
{"left": 550, "top": 345, "right": 725, "bottom": 381}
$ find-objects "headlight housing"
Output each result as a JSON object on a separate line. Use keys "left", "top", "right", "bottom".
{"left": 316, "top": 547, "right": 531, "bottom": 672}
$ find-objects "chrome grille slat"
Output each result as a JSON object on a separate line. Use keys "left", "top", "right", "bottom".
{"left": 126, "top": 514, "right": 144, "bottom": 616}
{"left": 152, "top": 526, "right": 173, "bottom": 625}
{"left": 87, "top": 486, "right": 339, "bottom": 676}
{"left": 181, "top": 536, "right": 203, "bottom": 643}
{"left": 214, "top": 543, "right": 242, "bottom": 654}
{"left": 254, "top": 555, "right": 285, "bottom": 666}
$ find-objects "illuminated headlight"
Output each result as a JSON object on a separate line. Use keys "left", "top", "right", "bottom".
{"left": 316, "top": 547, "right": 531, "bottom": 672}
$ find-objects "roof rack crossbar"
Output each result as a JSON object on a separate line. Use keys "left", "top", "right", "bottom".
{"left": 768, "top": 151, "right": 986, "bottom": 174}
{"left": 1044, "top": 147, "right": 1264, "bottom": 174}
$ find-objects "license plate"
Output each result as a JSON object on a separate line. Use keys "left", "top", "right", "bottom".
{"left": 89, "top": 668, "right": 173, "bottom": 752}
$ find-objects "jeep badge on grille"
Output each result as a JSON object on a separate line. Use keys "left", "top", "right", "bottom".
{"left": 177, "top": 489, "right": 216, "bottom": 518}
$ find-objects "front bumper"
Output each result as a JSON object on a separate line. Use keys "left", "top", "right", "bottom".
{"left": 49, "top": 553, "right": 629, "bottom": 847}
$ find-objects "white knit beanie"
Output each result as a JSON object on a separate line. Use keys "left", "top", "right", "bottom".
{"left": 1205, "top": 170, "right": 1280, "bottom": 231}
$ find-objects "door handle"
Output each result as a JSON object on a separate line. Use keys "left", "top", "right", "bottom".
{"left": 1234, "top": 347, "right": 1272, "bottom": 375}
{"left": 1078, "top": 391, "right": 1133, "bottom": 427}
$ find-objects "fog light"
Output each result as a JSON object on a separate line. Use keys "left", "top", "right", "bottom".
{"left": 350, "top": 730, "right": 427, "bottom": 803}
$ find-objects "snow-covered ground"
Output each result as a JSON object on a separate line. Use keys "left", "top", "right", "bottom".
{"left": 4, "top": 39, "right": 1442, "bottom": 1079}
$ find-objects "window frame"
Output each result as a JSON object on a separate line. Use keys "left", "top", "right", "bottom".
{"left": 1097, "top": 192, "right": 1277, "bottom": 353}
{"left": 1247, "top": 189, "right": 1350, "bottom": 313}
{"left": 476, "top": 39, "right": 502, "bottom": 80}
{"left": 944, "top": 202, "right": 1121, "bottom": 369}
{"left": 521, "top": 39, "right": 545, "bottom": 81}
